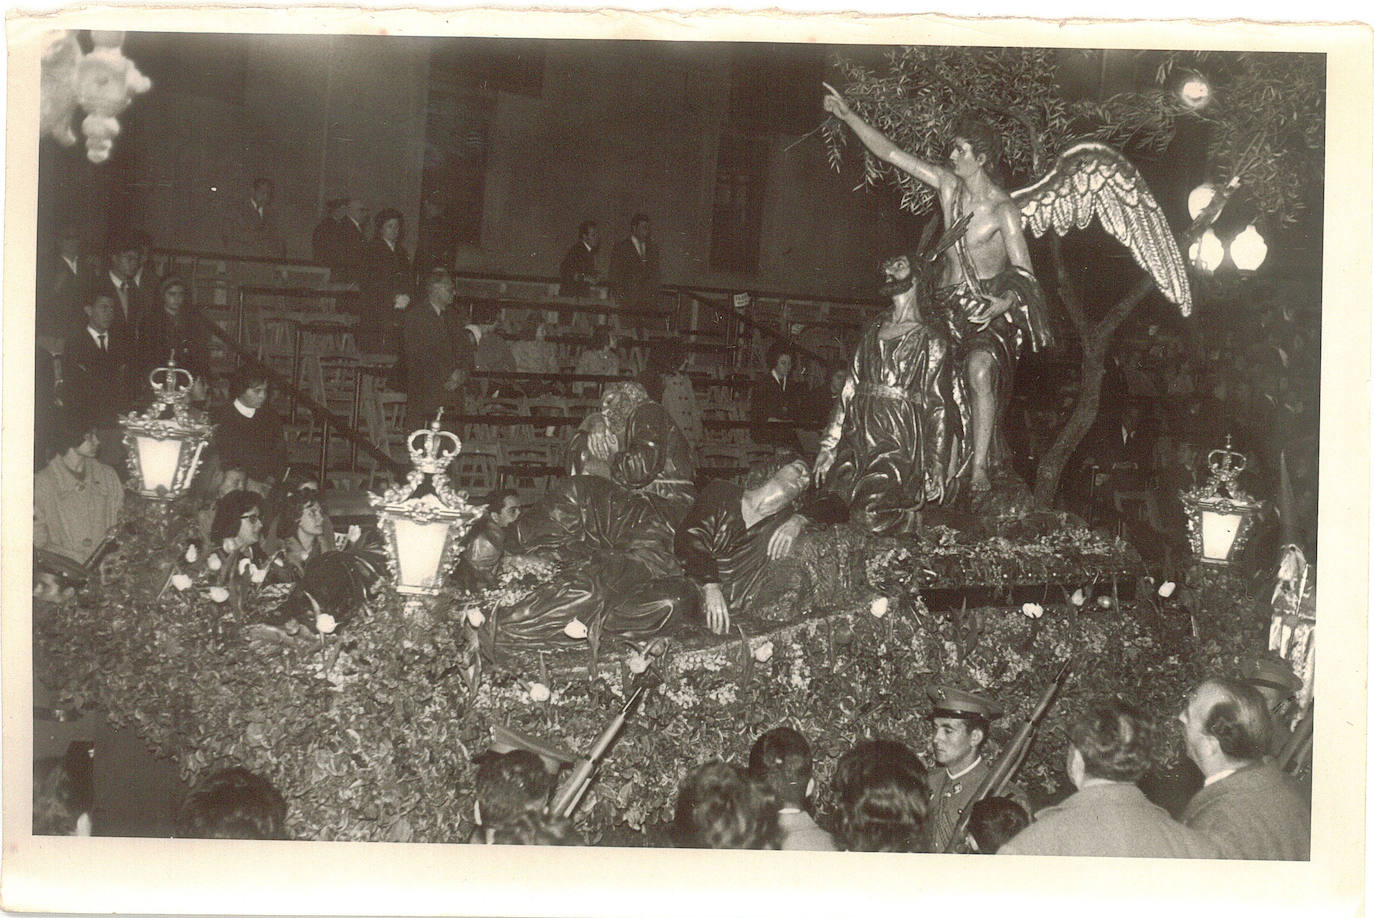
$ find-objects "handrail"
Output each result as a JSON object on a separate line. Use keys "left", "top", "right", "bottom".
{"left": 673, "top": 287, "right": 840, "bottom": 370}
{"left": 187, "top": 305, "right": 407, "bottom": 481}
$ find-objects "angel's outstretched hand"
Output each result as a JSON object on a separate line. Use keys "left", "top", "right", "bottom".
{"left": 822, "top": 82, "right": 850, "bottom": 119}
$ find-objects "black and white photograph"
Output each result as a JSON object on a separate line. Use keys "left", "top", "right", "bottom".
{"left": 2, "top": 8, "right": 1368, "bottom": 916}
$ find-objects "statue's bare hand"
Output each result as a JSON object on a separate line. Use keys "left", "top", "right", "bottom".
{"left": 702, "top": 583, "right": 731, "bottom": 635}
{"left": 968, "top": 293, "right": 1015, "bottom": 330}
{"left": 813, "top": 447, "right": 836, "bottom": 486}
{"left": 767, "top": 515, "right": 804, "bottom": 561}
{"left": 822, "top": 82, "right": 850, "bottom": 119}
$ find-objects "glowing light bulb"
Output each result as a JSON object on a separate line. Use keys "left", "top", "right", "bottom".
{"left": 1187, "top": 183, "right": 1217, "bottom": 221}
{"left": 1230, "top": 225, "right": 1268, "bottom": 271}
{"left": 1189, "top": 229, "right": 1225, "bottom": 273}
{"left": 1179, "top": 75, "right": 1211, "bottom": 110}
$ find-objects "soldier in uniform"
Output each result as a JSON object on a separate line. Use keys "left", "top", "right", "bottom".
{"left": 923, "top": 684, "right": 1027, "bottom": 852}
{"left": 1240, "top": 656, "right": 1306, "bottom": 761}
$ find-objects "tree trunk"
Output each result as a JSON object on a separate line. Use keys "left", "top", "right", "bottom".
{"left": 1032, "top": 274, "right": 1156, "bottom": 507}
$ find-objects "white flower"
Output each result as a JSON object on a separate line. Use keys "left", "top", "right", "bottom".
{"left": 347, "top": 524, "right": 362, "bottom": 544}
{"left": 250, "top": 564, "right": 268, "bottom": 584}
{"left": 315, "top": 613, "right": 337, "bottom": 634}
{"left": 753, "top": 641, "right": 774, "bottom": 663}
{"left": 170, "top": 573, "right": 193, "bottom": 592}
{"left": 870, "top": 596, "right": 889, "bottom": 619}
{"left": 627, "top": 653, "right": 649, "bottom": 674}
{"left": 529, "top": 682, "right": 551, "bottom": 703}
{"left": 1158, "top": 581, "right": 1177, "bottom": 599}
{"left": 1070, "top": 588, "right": 1086, "bottom": 607}
{"left": 238, "top": 556, "right": 252, "bottom": 574}
{"left": 184, "top": 544, "right": 198, "bottom": 564}
{"left": 1021, "top": 602, "right": 1044, "bottom": 619}
{"left": 466, "top": 608, "right": 486, "bottom": 628}
{"left": 1096, "top": 595, "right": 1114, "bottom": 610}
{"left": 208, "top": 586, "right": 230, "bottom": 603}
{"left": 206, "top": 554, "right": 223, "bottom": 572}
{"left": 563, "top": 618, "right": 589, "bottom": 640}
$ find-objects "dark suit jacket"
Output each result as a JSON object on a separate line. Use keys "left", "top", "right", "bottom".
{"left": 90, "top": 270, "right": 151, "bottom": 349}
{"left": 335, "top": 219, "right": 368, "bottom": 285}
{"left": 311, "top": 217, "right": 348, "bottom": 270}
{"left": 64, "top": 326, "right": 133, "bottom": 428}
{"left": 222, "top": 198, "right": 286, "bottom": 257}
{"left": 606, "top": 237, "right": 661, "bottom": 311}
{"left": 402, "top": 301, "right": 473, "bottom": 427}
{"left": 1181, "top": 762, "right": 1310, "bottom": 860}
{"left": 37, "top": 254, "right": 95, "bottom": 336}
{"left": 559, "top": 241, "right": 599, "bottom": 297}
{"left": 361, "top": 239, "right": 413, "bottom": 328}
{"left": 750, "top": 372, "right": 798, "bottom": 447}
{"left": 136, "top": 307, "right": 210, "bottom": 383}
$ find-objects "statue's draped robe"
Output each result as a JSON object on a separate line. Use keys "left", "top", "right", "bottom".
{"left": 820, "top": 316, "right": 961, "bottom": 535}
{"left": 499, "top": 475, "right": 698, "bottom": 644}
{"left": 567, "top": 400, "right": 696, "bottom": 518}
{"left": 675, "top": 480, "right": 848, "bottom": 616}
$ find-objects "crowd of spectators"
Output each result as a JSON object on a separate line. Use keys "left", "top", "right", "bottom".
{"left": 53, "top": 669, "right": 1305, "bottom": 858}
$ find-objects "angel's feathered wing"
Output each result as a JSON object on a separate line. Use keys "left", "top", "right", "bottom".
{"left": 1012, "top": 142, "right": 1192, "bottom": 316}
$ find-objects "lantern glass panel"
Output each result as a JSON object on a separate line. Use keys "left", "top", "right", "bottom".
{"left": 1200, "top": 509, "right": 1243, "bottom": 561}
{"left": 393, "top": 517, "right": 450, "bottom": 590}
{"left": 136, "top": 436, "right": 183, "bottom": 493}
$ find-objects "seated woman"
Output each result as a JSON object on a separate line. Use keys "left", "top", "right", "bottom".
{"left": 278, "top": 487, "right": 332, "bottom": 573}
{"left": 493, "top": 473, "right": 698, "bottom": 646}
{"left": 209, "top": 489, "right": 268, "bottom": 569}
{"left": 674, "top": 452, "right": 847, "bottom": 635}
{"left": 565, "top": 381, "right": 696, "bottom": 519}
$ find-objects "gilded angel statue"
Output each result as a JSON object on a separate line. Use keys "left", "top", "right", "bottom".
{"left": 820, "top": 83, "right": 1189, "bottom": 506}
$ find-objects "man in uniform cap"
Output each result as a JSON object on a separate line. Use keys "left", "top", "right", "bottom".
{"left": 1240, "top": 656, "right": 1306, "bottom": 761}
{"left": 924, "top": 684, "right": 1026, "bottom": 852}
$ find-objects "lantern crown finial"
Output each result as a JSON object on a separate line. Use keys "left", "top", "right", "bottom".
{"left": 1206, "top": 434, "right": 1248, "bottom": 494}
{"left": 407, "top": 410, "right": 461, "bottom": 476}
{"left": 148, "top": 355, "right": 193, "bottom": 402}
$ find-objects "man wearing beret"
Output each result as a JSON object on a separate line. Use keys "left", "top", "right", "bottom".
{"left": 924, "top": 684, "right": 1027, "bottom": 852}
{"left": 1240, "top": 656, "right": 1306, "bottom": 761}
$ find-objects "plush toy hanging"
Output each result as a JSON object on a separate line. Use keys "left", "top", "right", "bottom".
{"left": 40, "top": 29, "right": 152, "bottom": 164}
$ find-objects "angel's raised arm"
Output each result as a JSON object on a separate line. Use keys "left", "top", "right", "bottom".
{"left": 823, "top": 83, "right": 954, "bottom": 193}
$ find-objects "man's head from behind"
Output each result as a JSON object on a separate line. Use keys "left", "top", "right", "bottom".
{"left": 671, "top": 760, "right": 779, "bottom": 850}
{"left": 967, "top": 796, "right": 1029, "bottom": 853}
{"left": 175, "top": 767, "right": 288, "bottom": 839}
{"left": 747, "top": 726, "right": 814, "bottom": 808}
{"left": 1068, "top": 698, "right": 1153, "bottom": 787}
{"left": 473, "top": 750, "right": 554, "bottom": 829}
{"left": 1180, "top": 678, "right": 1271, "bottom": 776}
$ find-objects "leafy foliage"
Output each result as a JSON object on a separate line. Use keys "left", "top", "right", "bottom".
{"left": 34, "top": 498, "right": 1266, "bottom": 842}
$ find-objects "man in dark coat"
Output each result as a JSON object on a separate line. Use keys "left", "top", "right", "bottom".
{"left": 1179, "top": 678, "right": 1310, "bottom": 859}
{"left": 999, "top": 699, "right": 1220, "bottom": 858}
{"left": 92, "top": 237, "right": 150, "bottom": 351}
{"left": 37, "top": 223, "right": 95, "bottom": 337}
{"left": 750, "top": 342, "right": 799, "bottom": 448}
{"left": 606, "top": 213, "right": 661, "bottom": 322}
{"left": 222, "top": 178, "right": 286, "bottom": 257}
{"left": 64, "top": 292, "right": 135, "bottom": 470}
{"left": 401, "top": 267, "right": 472, "bottom": 429}
{"left": 311, "top": 198, "right": 349, "bottom": 272}
{"left": 558, "top": 220, "right": 600, "bottom": 298}
{"left": 675, "top": 453, "right": 845, "bottom": 635}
